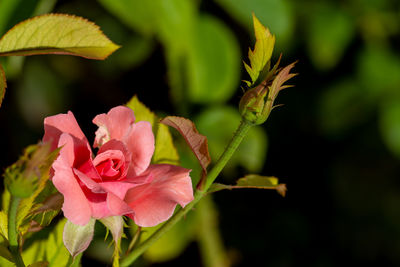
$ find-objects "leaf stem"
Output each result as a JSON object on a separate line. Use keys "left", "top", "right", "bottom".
{"left": 8, "top": 196, "right": 25, "bottom": 267}
{"left": 120, "top": 119, "right": 252, "bottom": 266}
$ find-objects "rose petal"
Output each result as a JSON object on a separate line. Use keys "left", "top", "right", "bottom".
{"left": 44, "top": 111, "right": 87, "bottom": 151}
{"left": 107, "top": 192, "right": 133, "bottom": 216}
{"left": 124, "top": 164, "right": 193, "bottom": 227}
{"left": 92, "top": 106, "right": 135, "bottom": 147}
{"left": 52, "top": 134, "right": 92, "bottom": 225}
{"left": 125, "top": 121, "right": 154, "bottom": 176}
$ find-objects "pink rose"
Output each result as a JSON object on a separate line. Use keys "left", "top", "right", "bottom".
{"left": 43, "top": 106, "right": 194, "bottom": 227}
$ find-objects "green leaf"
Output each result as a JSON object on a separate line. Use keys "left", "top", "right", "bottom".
{"left": 196, "top": 106, "right": 267, "bottom": 174}
{"left": 9, "top": 143, "right": 60, "bottom": 234}
{"left": 0, "top": 63, "right": 6, "bottom": 107}
{"left": 98, "top": 0, "right": 156, "bottom": 36}
{"left": 244, "top": 13, "right": 275, "bottom": 85}
{"left": 306, "top": 3, "right": 355, "bottom": 70}
{"left": 0, "top": 211, "right": 8, "bottom": 240}
{"left": 185, "top": 14, "right": 240, "bottom": 103}
{"left": 63, "top": 218, "right": 96, "bottom": 257}
{"left": 0, "top": 244, "right": 12, "bottom": 262}
{"left": 126, "top": 95, "right": 179, "bottom": 165}
{"left": 46, "top": 219, "right": 69, "bottom": 267}
{"left": 161, "top": 116, "right": 211, "bottom": 173}
{"left": 22, "top": 219, "right": 69, "bottom": 266}
{"left": 28, "top": 261, "right": 49, "bottom": 267}
{"left": 0, "top": 0, "right": 21, "bottom": 36}
{"left": 215, "top": 0, "right": 293, "bottom": 46}
{"left": 0, "top": 14, "right": 119, "bottom": 59}
{"left": 126, "top": 95, "right": 157, "bottom": 126}
{"left": 209, "top": 174, "right": 286, "bottom": 197}
{"left": 153, "top": 124, "right": 180, "bottom": 165}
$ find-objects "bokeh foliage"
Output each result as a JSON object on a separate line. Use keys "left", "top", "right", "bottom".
{"left": 0, "top": 0, "right": 400, "bottom": 266}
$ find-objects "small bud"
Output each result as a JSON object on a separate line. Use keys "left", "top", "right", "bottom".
{"left": 239, "top": 81, "right": 270, "bottom": 125}
{"left": 239, "top": 61, "right": 297, "bottom": 125}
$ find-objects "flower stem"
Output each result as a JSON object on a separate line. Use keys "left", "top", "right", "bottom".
{"left": 8, "top": 196, "right": 25, "bottom": 267}
{"left": 120, "top": 119, "right": 252, "bottom": 267}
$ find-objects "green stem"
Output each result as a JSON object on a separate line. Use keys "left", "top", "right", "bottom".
{"left": 8, "top": 196, "right": 25, "bottom": 267}
{"left": 120, "top": 119, "right": 252, "bottom": 266}
{"left": 204, "top": 119, "right": 252, "bottom": 190}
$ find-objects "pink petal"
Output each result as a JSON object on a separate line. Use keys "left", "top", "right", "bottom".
{"left": 44, "top": 111, "right": 87, "bottom": 151}
{"left": 52, "top": 134, "right": 92, "bottom": 225}
{"left": 92, "top": 106, "right": 135, "bottom": 147}
{"left": 125, "top": 121, "right": 154, "bottom": 176}
{"left": 107, "top": 192, "right": 133, "bottom": 216}
{"left": 124, "top": 164, "right": 193, "bottom": 227}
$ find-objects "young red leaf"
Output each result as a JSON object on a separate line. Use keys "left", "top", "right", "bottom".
{"left": 160, "top": 116, "right": 211, "bottom": 173}
{"left": 0, "top": 64, "right": 5, "bottom": 107}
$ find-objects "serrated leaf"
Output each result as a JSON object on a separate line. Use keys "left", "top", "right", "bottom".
{"left": 126, "top": 95, "right": 179, "bottom": 165}
{"left": 269, "top": 61, "right": 297, "bottom": 101}
{"left": 161, "top": 116, "right": 210, "bottom": 173}
{"left": 13, "top": 143, "right": 60, "bottom": 234}
{"left": 209, "top": 175, "right": 286, "bottom": 197}
{"left": 0, "top": 63, "right": 6, "bottom": 107}
{"left": 244, "top": 13, "right": 275, "bottom": 85}
{"left": 63, "top": 218, "right": 95, "bottom": 257}
{"left": 0, "top": 14, "right": 119, "bottom": 59}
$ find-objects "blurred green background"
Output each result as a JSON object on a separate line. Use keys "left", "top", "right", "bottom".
{"left": 1, "top": 0, "right": 400, "bottom": 266}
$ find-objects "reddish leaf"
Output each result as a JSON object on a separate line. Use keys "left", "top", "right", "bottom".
{"left": 161, "top": 116, "right": 211, "bottom": 173}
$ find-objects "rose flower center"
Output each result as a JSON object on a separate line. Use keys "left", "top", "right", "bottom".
{"left": 93, "top": 150, "right": 126, "bottom": 180}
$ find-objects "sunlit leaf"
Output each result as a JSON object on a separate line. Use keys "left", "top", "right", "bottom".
{"left": 126, "top": 95, "right": 157, "bottom": 126}
{"left": 244, "top": 13, "right": 275, "bottom": 85}
{"left": 63, "top": 218, "right": 95, "bottom": 257}
{"left": 22, "top": 219, "right": 69, "bottom": 266}
{"left": 0, "top": 243, "right": 12, "bottom": 262}
{"left": 209, "top": 175, "right": 286, "bottom": 197}
{"left": 154, "top": 124, "right": 179, "bottom": 165}
{"left": 0, "top": 212, "right": 8, "bottom": 240}
{"left": 126, "top": 95, "right": 179, "bottom": 165}
{"left": 11, "top": 143, "right": 60, "bottom": 234}
{"left": 0, "top": 64, "right": 6, "bottom": 107}
{"left": 0, "top": 14, "right": 119, "bottom": 59}
{"left": 161, "top": 116, "right": 210, "bottom": 173}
